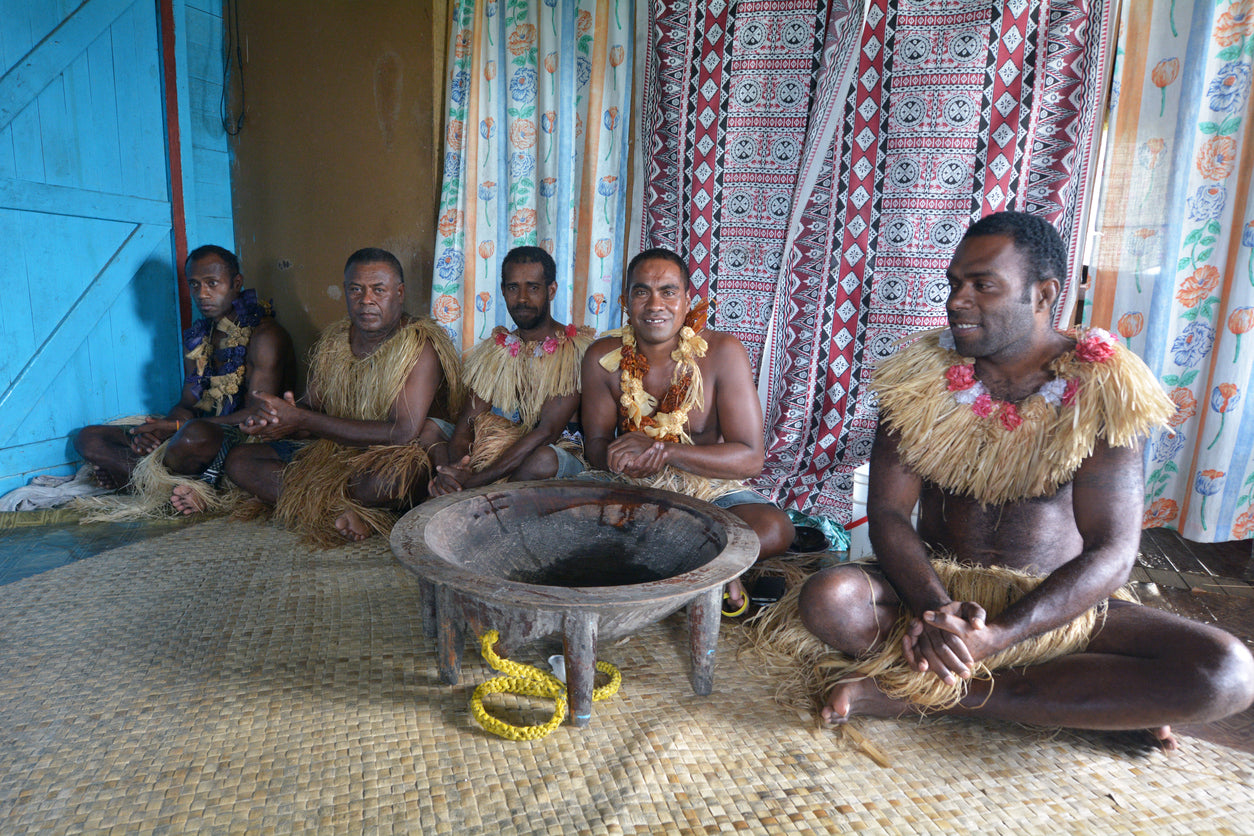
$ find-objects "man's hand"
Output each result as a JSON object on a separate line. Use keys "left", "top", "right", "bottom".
{"left": 127, "top": 416, "right": 175, "bottom": 455}
{"left": 607, "top": 432, "right": 667, "bottom": 478}
{"left": 901, "top": 600, "right": 992, "bottom": 685}
{"left": 240, "top": 391, "right": 304, "bottom": 440}
{"left": 429, "top": 455, "right": 473, "bottom": 497}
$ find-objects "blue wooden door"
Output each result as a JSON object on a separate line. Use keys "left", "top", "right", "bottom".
{"left": 0, "top": 0, "right": 186, "bottom": 495}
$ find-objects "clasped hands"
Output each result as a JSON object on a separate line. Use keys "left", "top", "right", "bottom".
{"left": 606, "top": 432, "right": 667, "bottom": 478}
{"left": 238, "top": 390, "right": 304, "bottom": 440}
{"left": 127, "top": 416, "right": 180, "bottom": 455}
{"left": 429, "top": 454, "right": 473, "bottom": 497}
{"left": 902, "top": 600, "right": 1005, "bottom": 686}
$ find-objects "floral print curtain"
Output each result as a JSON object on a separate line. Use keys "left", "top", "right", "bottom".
{"left": 431, "top": 0, "right": 634, "bottom": 350}
{"left": 1088, "top": 0, "right": 1254, "bottom": 541}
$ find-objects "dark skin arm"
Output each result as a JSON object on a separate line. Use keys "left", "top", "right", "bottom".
{"left": 915, "top": 438, "right": 1145, "bottom": 667}
{"left": 581, "top": 338, "right": 624, "bottom": 473}
{"left": 582, "top": 334, "right": 765, "bottom": 480}
{"left": 128, "top": 318, "right": 293, "bottom": 454}
{"left": 429, "top": 391, "right": 581, "bottom": 495}
{"left": 866, "top": 422, "right": 971, "bottom": 679}
{"left": 427, "top": 393, "right": 489, "bottom": 490}
{"left": 240, "top": 345, "right": 443, "bottom": 447}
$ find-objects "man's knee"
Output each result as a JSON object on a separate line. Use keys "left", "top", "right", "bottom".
{"left": 74, "top": 424, "right": 115, "bottom": 459}
{"left": 762, "top": 510, "right": 795, "bottom": 557}
{"left": 1189, "top": 631, "right": 1254, "bottom": 719}
{"left": 731, "top": 504, "right": 794, "bottom": 558}
{"left": 163, "top": 420, "right": 222, "bottom": 474}
{"left": 798, "top": 566, "right": 879, "bottom": 650}
{"left": 511, "top": 447, "right": 559, "bottom": 481}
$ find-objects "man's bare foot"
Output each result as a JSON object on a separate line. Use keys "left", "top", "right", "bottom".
{"left": 170, "top": 484, "right": 208, "bottom": 515}
{"left": 821, "top": 677, "right": 910, "bottom": 725}
{"left": 1150, "top": 725, "right": 1178, "bottom": 751}
{"left": 93, "top": 467, "right": 121, "bottom": 490}
{"left": 334, "top": 509, "right": 373, "bottom": 542}
{"left": 723, "top": 578, "right": 747, "bottom": 615}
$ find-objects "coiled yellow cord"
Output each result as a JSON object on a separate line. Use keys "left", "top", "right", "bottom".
{"left": 470, "top": 630, "right": 622, "bottom": 740}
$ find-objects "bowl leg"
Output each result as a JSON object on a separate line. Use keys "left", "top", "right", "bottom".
{"left": 435, "top": 584, "right": 464, "bottom": 685}
{"left": 687, "top": 586, "right": 722, "bottom": 696}
{"left": 419, "top": 579, "right": 437, "bottom": 640}
{"left": 563, "top": 612, "right": 598, "bottom": 727}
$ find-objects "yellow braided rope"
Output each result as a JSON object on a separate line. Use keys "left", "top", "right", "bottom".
{"left": 470, "top": 630, "right": 622, "bottom": 740}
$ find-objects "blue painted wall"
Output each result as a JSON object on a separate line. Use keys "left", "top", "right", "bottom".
{"left": 0, "top": 0, "right": 234, "bottom": 496}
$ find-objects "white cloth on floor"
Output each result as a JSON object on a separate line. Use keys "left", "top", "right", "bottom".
{"left": 0, "top": 465, "right": 111, "bottom": 512}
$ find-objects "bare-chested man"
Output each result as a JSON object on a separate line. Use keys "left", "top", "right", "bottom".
{"left": 224, "top": 248, "right": 460, "bottom": 545}
{"left": 798, "top": 211, "right": 1254, "bottom": 748}
{"left": 581, "top": 248, "right": 794, "bottom": 609}
{"left": 430, "top": 246, "right": 594, "bottom": 495}
{"left": 74, "top": 244, "right": 294, "bottom": 513}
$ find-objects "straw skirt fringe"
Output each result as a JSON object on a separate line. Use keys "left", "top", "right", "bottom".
{"left": 74, "top": 440, "right": 242, "bottom": 522}
{"left": 274, "top": 439, "right": 431, "bottom": 548}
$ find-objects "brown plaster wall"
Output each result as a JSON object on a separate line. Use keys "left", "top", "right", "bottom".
{"left": 230, "top": 1, "right": 447, "bottom": 386}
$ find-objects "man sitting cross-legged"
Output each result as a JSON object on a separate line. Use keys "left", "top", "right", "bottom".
{"left": 580, "top": 248, "right": 794, "bottom": 611}
{"left": 224, "top": 247, "right": 462, "bottom": 546}
{"left": 789, "top": 211, "right": 1254, "bottom": 749}
{"left": 429, "top": 246, "right": 595, "bottom": 496}
{"left": 75, "top": 244, "right": 295, "bottom": 518}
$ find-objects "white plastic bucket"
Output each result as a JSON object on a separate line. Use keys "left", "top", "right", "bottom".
{"left": 846, "top": 462, "right": 873, "bottom": 560}
{"left": 844, "top": 461, "right": 918, "bottom": 560}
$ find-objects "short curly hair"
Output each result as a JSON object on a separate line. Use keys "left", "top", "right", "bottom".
{"left": 186, "top": 244, "right": 240, "bottom": 277}
{"left": 962, "top": 211, "right": 1067, "bottom": 297}
{"left": 501, "top": 246, "right": 557, "bottom": 285}
{"left": 344, "top": 247, "right": 404, "bottom": 283}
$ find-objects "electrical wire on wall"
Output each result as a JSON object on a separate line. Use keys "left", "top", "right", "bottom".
{"left": 221, "top": 0, "right": 245, "bottom": 135}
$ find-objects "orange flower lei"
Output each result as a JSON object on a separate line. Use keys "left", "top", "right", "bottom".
{"left": 616, "top": 299, "right": 710, "bottom": 442}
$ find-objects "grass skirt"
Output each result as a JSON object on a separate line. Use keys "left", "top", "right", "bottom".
{"left": 273, "top": 439, "right": 431, "bottom": 548}
{"left": 467, "top": 412, "right": 585, "bottom": 475}
{"left": 74, "top": 439, "right": 242, "bottom": 522}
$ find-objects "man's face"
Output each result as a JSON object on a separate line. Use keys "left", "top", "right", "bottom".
{"left": 344, "top": 262, "right": 405, "bottom": 336}
{"left": 627, "top": 257, "right": 689, "bottom": 345}
{"left": 502, "top": 261, "right": 554, "bottom": 331}
{"left": 945, "top": 234, "right": 1044, "bottom": 359}
{"left": 186, "top": 255, "right": 242, "bottom": 320}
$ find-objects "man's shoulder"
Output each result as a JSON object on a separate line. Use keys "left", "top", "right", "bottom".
{"left": 316, "top": 317, "right": 352, "bottom": 339}
{"left": 697, "top": 329, "right": 751, "bottom": 367}
{"left": 700, "top": 328, "right": 747, "bottom": 350}
{"left": 248, "top": 315, "right": 292, "bottom": 343}
{"left": 586, "top": 333, "right": 625, "bottom": 358}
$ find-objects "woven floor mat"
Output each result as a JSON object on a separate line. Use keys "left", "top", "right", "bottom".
{"left": 1, "top": 519, "right": 1252, "bottom": 834}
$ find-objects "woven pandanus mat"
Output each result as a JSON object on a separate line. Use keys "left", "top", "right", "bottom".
{"left": 0, "top": 518, "right": 1252, "bottom": 834}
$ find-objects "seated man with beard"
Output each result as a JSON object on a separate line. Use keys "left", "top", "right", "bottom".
{"left": 429, "top": 246, "right": 594, "bottom": 495}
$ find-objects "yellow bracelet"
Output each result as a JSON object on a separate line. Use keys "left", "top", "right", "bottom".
{"left": 722, "top": 589, "right": 749, "bottom": 618}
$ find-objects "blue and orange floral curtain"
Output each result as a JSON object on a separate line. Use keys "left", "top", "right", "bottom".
{"left": 431, "top": 0, "right": 634, "bottom": 351}
{"left": 1088, "top": 0, "right": 1254, "bottom": 541}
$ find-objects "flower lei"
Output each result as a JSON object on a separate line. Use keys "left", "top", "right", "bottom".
{"left": 183, "top": 289, "right": 274, "bottom": 416}
{"left": 617, "top": 299, "right": 710, "bottom": 443}
{"left": 939, "top": 327, "right": 1117, "bottom": 431}
{"left": 493, "top": 322, "right": 579, "bottom": 357}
